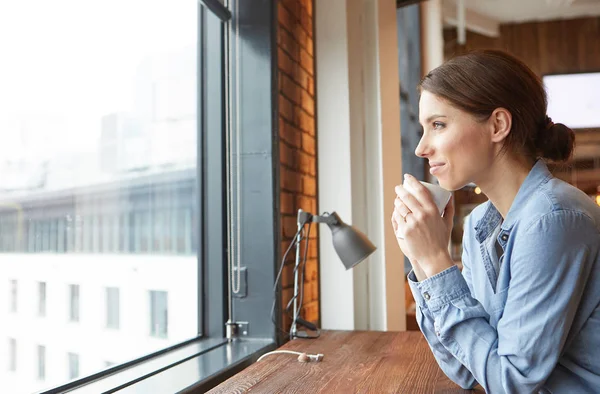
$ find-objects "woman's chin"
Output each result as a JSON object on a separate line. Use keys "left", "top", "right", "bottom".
{"left": 436, "top": 177, "right": 463, "bottom": 192}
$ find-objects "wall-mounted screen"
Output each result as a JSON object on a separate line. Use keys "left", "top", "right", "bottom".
{"left": 544, "top": 72, "right": 600, "bottom": 129}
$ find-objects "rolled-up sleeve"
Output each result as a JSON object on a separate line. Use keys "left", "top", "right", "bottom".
{"left": 412, "top": 211, "right": 595, "bottom": 394}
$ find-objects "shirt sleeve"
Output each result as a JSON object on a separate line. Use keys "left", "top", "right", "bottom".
{"left": 413, "top": 210, "right": 596, "bottom": 394}
{"left": 407, "top": 241, "right": 478, "bottom": 389}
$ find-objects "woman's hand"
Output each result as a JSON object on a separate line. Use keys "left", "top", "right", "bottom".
{"left": 391, "top": 200, "right": 427, "bottom": 280}
{"left": 392, "top": 174, "right": 455, "bottom": 278}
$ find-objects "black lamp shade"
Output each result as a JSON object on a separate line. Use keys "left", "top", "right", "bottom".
{"left": 327, "top": 212, "right": 377, "bottom": 270}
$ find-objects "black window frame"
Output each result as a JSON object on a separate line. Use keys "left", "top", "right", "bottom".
{"left": 38, "top": 0, "right": 280, "bottom": 392}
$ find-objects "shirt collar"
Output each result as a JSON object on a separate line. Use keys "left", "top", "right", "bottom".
{"left": 474, "top": 159, "right": 552, "bottom": 243}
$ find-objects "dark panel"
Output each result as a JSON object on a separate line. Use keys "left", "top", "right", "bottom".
{"left": 201, "top": 5, "right": 228, "bottom": 338}
{"left": 229, "top": 0, "right": 279, "bottom": 340}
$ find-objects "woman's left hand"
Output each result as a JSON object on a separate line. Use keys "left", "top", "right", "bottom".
{"left": 394, "top": 174, "right": 455, "bottom": 277}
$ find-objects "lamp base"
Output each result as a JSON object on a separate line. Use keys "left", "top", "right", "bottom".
{"left": 293, "top": 329, "right": 320, "bottom": 339}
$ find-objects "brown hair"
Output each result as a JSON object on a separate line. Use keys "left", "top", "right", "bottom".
{"left": 419, "top": 50, "right": 575, "bottom": 162}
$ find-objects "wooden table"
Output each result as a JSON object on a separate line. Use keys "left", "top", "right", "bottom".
{"left": 208, "top": 330, "right": 484, "bottom": 393}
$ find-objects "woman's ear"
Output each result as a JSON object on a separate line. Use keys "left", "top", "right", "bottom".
{"left": 490, "top": 108, "right": 512, "bottom": 143}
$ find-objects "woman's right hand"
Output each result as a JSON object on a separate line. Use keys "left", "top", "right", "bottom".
{"left": 391, "top": 195, "right": 428, "bottom": 282}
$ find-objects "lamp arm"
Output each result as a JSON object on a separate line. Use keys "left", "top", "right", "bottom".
{"left": 297, "top": 209, "right": 338, "bottom": 226}
{"left": 311, "top": 212, "right": 338, "bottom": 225}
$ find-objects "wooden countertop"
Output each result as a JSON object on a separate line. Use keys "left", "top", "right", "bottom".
{"left": 208, "top": 330, "right": 484, "bottom": 393}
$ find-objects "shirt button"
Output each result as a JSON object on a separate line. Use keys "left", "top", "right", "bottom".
{"left": 436, "top": 331, "right": 441, "bottom": 337}
{"left": 501, "top": 234, "right": 508, "bottom": 241}
{"left": 423, "top": 292, "right": 431, "bottom": 300}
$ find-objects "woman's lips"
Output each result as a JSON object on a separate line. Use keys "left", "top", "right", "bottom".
{"left": 429, "top": 163, "right": 445, "bottom": 175}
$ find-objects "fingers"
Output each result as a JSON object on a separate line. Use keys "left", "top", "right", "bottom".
{"left": 394, "top": 184, "right": 423, "bottom": 216}
{"left": 394, "top": 196, "right": 411, "bottom": 218}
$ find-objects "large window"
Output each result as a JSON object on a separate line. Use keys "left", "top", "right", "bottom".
{"left": 1, "top": 1, "right": 279, "bottom": 392}
{"left": 0, "top": 1, "right": 200, "bottom": 392}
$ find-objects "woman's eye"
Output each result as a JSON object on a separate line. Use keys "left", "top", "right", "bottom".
{"left": 433, "top": 121, "right": 445, "bottom": 130}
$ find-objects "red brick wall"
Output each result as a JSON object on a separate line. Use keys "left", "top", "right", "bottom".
{"left": 277, "top": 0, "right": 318, "bottom": 331}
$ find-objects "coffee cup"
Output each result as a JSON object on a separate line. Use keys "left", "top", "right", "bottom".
{"left": 403, "top": 180, "right": 452, "bottom": 216}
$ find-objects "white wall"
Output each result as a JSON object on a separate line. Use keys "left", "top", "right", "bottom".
{"left": 316, "top": 0, "right": 405, "bottom": 332}
{"left": 0, "top": 254, "right": 196, "bottom": 394}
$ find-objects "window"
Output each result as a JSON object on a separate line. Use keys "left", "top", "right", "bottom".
{"left": 68, "top": 353, "right": 80, "bottom": 380}
{"left": 69, "top": 285, "right": 80, "bottom": 323}
{"left": 9, "top": 280, "right": 17, "bottom": 313}
{"left": 105, "top": 287, "right": 120, "bottom": 329}
{"left": 37, "top": 345, "right": 46, "bottom": 380}
{"left": 0, "top": 1, "right": 279, "bottom": 392}
{"left": 149, "top": 290, "right": 168, "bottom": 338}
{"left": 1, "top": 0, "right": 202, "bottom": 390}
{"left": 38, "top": 282, "right": 47, "bottom": 317}
{"left": 7, "top": 338, "right": 16, "bottom": 372}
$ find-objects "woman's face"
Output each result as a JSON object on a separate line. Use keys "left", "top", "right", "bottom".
{"left": 416, "top": 91, "right": 496, "bottom": 191}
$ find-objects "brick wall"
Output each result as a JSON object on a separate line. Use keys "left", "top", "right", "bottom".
{"left": 277, "top": 0, "right": 318, "bottom": 332}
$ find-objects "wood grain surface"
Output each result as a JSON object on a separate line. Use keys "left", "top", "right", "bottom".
{"left": 208, "top": 330, "right": 484, "bottom": 393}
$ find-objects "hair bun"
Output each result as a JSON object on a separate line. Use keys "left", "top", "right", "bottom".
{"left": 536, "top": 122, "right": 575, "bottom": 162}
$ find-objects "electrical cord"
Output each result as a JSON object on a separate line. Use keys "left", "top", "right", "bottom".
{"left": 288, "top": 222, "right": 312, "bottom": 339}
{"left": 271, "top": 220, "right": 307, "bottom": 337}
{"left": 257, "top": 350, "right": 324, "bottom": 363}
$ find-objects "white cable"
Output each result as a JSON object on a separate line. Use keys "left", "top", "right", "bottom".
{"left": 257, "top": 350, "right": 324, "bottom": 363}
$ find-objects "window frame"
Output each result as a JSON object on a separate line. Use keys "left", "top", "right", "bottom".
{"left": 38, "top": 0, "right": 280, "bottom": 393}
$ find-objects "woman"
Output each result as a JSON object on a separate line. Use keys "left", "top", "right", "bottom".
{"left": 392, "top": 50, "right": 600, "bottom": 394}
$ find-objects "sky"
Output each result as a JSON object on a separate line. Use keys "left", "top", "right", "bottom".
{"left": 0, "top": 0, "right": 197, "bottom": 161}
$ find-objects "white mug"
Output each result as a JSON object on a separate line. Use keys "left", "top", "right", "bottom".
{"left": 403, "top": 180, "right": 452, "bottom": 216}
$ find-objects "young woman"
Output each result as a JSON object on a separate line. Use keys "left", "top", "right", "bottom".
{"left": 391, "top": 50, "right": 600, "bottom": 393}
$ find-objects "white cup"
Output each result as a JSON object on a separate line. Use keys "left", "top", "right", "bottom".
{"left": 403, "top": 180, "right": 452, "bottom": 216}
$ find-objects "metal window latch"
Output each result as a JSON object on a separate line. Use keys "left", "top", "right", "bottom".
{"left": 225, "top": 320, "right": 249, "bottom": 340}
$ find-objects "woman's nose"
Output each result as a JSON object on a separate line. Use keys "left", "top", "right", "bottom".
{"left": 415, "top": 135, "right": 432, "bottom": 158}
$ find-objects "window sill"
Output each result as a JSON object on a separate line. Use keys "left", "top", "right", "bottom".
{"left": 39, "top": 337, "right": 275, "bottom": 394}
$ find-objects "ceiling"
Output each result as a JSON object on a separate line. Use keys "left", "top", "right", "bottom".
{"left": 454, "top": 0, "right": 600, "bottom": 23}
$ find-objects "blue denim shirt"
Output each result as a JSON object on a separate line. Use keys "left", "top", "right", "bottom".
{"left": 409, "top": 160, "right": 600, "bottom": 393}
